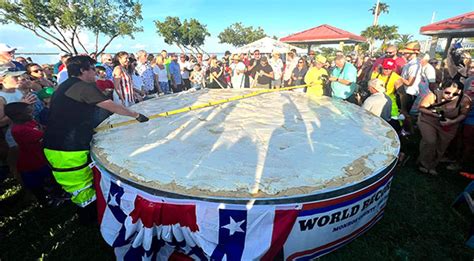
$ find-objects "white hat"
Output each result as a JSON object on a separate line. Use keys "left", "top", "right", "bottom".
{"left": 368, "top": 78, "right": 385, "bottom": 93}
{"left": 0, "top": 43, "right": 16, "bottom": 53}
{"left": 0, "top": 66, "right": 25, "bottom": 78}
{"left": 59, "top": 52, "right": 72, "bottom": 58}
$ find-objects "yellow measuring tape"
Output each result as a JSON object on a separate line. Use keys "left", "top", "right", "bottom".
{"left": 94, "top": 84, "right": 309, "bottom": 132}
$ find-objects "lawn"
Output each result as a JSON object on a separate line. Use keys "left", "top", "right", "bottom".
{"left": 1, "top": 139, "right": 473, "bottom": 260}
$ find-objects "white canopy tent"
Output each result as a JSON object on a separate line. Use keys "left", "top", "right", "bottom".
{"left": 233, "top": 37, "right": 306, "bottom": 54}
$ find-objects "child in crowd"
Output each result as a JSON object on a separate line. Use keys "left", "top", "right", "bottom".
{"left": 4, "top": 102, "right": 56, "bottom": 205}
{"left": 36, "top": 86, "right": 54, "bottom": 126}
{"left": 95, "top": 66, "right": 114, "bottom": 99}
{"left": 190, "top": 64, "right": 205, "bottom": 90}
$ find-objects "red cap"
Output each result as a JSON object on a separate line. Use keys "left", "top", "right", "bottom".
{"left": 382, "top": 58, "right": 396, "bottom": 70}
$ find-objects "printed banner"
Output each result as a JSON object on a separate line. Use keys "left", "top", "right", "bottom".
{"left": 283, "top": 173, "right": 393, "bottom": 260}
{"left": 93, "top": 163, "right": 394, "bottom": 260}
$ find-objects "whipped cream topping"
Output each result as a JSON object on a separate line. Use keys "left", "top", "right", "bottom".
{"left": 92, "top": 89, "right": 399, "bottom": 198}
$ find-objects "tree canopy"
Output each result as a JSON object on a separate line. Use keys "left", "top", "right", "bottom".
{"left": 218, "top": 23, "right": 267, "bottom": 47}
{"left": 154, "top": 16, "right": 210, "bottom": 55}
{"left": 361, "top": 25, "right": 399, "bottom": 52}
{"left": 369, "top": 2, "right": 389, "bottom": 26}
{"left": 0, "top": 0, "right": 143, "bottom": 55}
{"left": 396, "top": 34, "right": 413, "bottom": 50}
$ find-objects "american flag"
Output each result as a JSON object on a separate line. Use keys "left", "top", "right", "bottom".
{"left": 92, "top": 166, "right": 299, "bottom": 260}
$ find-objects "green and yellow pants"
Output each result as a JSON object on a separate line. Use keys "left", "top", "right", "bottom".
{"left": 43, "top": 149, "right": 96, "bottom": 207}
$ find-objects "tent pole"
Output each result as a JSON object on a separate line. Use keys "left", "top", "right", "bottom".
{"left": 429, "top": 36, "right": 438, "bottom": 58}
{"left": 443, "top": 36, "right": 453, "bottom": 59}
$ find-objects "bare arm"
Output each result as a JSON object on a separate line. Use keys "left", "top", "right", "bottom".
{"left": 418, "top": 92, "right": 438, "bottom": 117}
{"left": 96, "top": 99, "right": 139, "bottom": 118}
{"left": 0, "top": 98, "right": 10, "bottom": 127}
{"left": 113, "top": 67, "right": 125, "bottom": 101}
{"left": 394, "top": 78, "right": 403, "bottom": 89}
{"left": 401, "top": 76, "right": 415, "bottom": 86}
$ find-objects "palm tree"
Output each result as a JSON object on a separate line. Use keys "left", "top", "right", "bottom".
{"left": 377, "top": 25, "right": 399, "bottom": 48}
{"left": 369, "top": 1, "right": 390, "bottom": 26}
{"left": 396, "top": 34, "right": 413, "bottom": 50}
{"left": 361, "top": 25, "right": 380, "bottom": 54}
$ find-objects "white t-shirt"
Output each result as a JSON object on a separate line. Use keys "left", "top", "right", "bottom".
{"left": 230, "top": 62, "right": 246, "bottom": 88}
{"left": 283, "top": 57, "right": 298, "bottom": 81}
{"left": 230, "top": 62, "right": 246, "bottom": 77}
{"left": 269, "top": 58, "right": 284, "bottom": 80}
{"left": 153, "top": 65, "right": 168, "bottom": 82}
{"left": 178, "top": 60, "right": 192, "bottom": 79}
{"left": 421, "top": 63, "right": 436, "bottom": 83}
{"left": 401, "top": 58, "right": 421, "bottom": 95}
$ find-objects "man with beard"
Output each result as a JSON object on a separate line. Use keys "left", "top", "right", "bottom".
{"left": 371, "top": 45, "right": 406, "bottom": 75}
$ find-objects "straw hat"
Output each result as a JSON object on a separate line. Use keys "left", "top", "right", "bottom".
{"left": 232, "top": 54, "right": 241, "bottom": 61}
{"left": 315, "top": 55, "right": 327, "bottom": 64}
{"left": 400, "top": 42, "right": 421, "bottom": 54}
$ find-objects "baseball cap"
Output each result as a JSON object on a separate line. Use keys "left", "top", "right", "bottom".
{"left": 59, "top": 52, "right": 72, "bottom": 58}
{"left": 0, "top": 66, "right": 25, "bottom": 78}
{"left": 0, "top": 43, "right": 16, "bottom": 53}
{"left": 382, "top": 58, "right": 396, "bottom": 70}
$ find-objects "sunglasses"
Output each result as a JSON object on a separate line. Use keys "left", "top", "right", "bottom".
{"left": 444, "top": 91, "right": 460, "bottom": 96}
{"left": 32, "top": 69, "right": 43, "bottom": 73}
{"left": 385, "top": 52, "right": 395, "bottom": 55}
{"left": 298, "top": 61, "right": 304, "bottom": 64}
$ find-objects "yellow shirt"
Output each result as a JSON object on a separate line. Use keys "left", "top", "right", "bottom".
{"left": 370, "top": 71, "right": 401, "bottom": 117}
{"left": 370, "top": 71, "right": 401, "bottom": 95}
{"left": 304, "top": 67, "right": 328, "bottom": 97}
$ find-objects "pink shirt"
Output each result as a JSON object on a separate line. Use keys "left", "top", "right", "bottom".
{"left": 372, "top": 56, "right": 406, "bottom": 75}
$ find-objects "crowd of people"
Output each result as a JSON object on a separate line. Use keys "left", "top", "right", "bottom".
{"left": 0, "top": 40, "right": 473, "bottom": 222}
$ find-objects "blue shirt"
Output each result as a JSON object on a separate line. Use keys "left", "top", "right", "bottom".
{"left": 331, "top": 62, "right": 357, "bottom": 99}
{"left": 169, "top": 61, "right": 182, "bottom": 85}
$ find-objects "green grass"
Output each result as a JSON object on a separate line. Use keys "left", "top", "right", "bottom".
{"left": 1, "top": 142, "right": 473, "bottom": 260}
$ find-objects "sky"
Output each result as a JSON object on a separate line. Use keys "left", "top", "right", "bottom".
{"left": 0, "top": 0, "right": 473, "bottom": 55}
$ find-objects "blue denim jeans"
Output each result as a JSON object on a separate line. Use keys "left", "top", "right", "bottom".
{"left": 191, "top": 83, "right": 203, "bottom": 90}
{"left": 160, "top": 81, "right": 170, "bottom": 94}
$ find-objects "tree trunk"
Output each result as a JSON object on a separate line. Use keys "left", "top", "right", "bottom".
{"left": 97, "top": 34, "right": 119, "bottom": 55}
{"left": 95, "top": 32, "right": 99, "bottom": 55}
{"left": 176, "top": 44, "right": 186, "bottom": 55}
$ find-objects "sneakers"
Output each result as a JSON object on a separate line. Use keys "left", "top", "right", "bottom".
{"left": 418, "top": 165, "right": 438, "bottom": 176}
{"left": 446, "top": 163, "right": 462, "bottom": 171}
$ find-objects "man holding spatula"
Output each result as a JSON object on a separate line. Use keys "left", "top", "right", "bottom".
{"left": 43, "top": 55, "right": 149, "bottom": 224}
